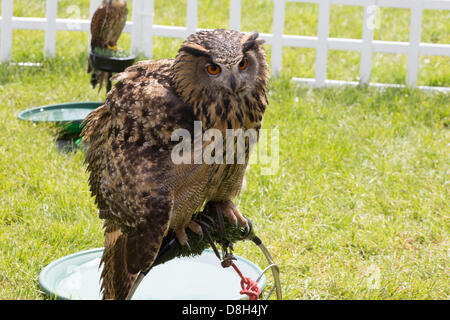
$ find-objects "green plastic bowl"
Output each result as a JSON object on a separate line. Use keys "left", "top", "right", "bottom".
{"left": 39, "top": 248, "right": 266, "bottom": 300}
{"left": 17, "top": 102, "right": 102, "bottom": 134}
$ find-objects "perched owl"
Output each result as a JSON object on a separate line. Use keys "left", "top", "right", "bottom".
{"left": 87, "top": 0, "right": 128, "bottom": 89}
{"left": 82, "top": 29, "right": 269, "bottom": 299}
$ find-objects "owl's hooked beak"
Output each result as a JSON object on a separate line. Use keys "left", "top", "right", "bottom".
{"left": 229, "top": 74, "right": 240, "bottom": 93}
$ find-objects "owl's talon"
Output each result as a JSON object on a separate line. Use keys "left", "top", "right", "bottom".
{"left": 240, "top": 218, "right": 253, "bottom": 240}
{"left": 188, "top": 221, "right": 203, "bottom": 239}
{"left": 216, "top": 200, "right": 248, "bottom": 228}
{"left": 175, "top": 227, "right": 189, "bottom": 246}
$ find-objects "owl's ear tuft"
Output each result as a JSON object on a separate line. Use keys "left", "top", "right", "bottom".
{"left": 242, "top": 31, "right": 265, "bottom": 53}
{"left": 179, "top": 42, "right": 211, "bottom": 58}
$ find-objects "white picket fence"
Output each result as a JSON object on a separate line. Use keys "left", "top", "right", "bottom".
{"left": 1, "top": 0, "right": 449, "bottom": 91}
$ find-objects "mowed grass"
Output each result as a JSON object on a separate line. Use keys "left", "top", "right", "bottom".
{"left": 0, "top": 0, "right": 449, "bottom": 299}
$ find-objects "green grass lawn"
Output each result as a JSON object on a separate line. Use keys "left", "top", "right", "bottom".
{"left": 0, "top": 0, "right": 449, "bottom": 299}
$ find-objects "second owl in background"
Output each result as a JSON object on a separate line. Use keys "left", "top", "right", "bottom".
{"left": 87, "top": 0, "right": 128, "bottom": 90}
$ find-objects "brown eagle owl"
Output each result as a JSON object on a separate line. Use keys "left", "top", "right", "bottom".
{"left": 82, "top": 29, "right": 269, "bottom": 299}
{"left": 87, "top": 0, "right": 128, "bottom": 89}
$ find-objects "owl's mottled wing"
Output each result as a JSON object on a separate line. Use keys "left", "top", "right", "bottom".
{"left": 82, "top": 59, "right": 194, "bottom": 299}
{"left": 90, "top": 3, "right": 108, "bottom": 49}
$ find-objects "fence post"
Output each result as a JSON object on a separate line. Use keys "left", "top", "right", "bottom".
{"left": 186, "top": 0, "right": 198, "bottom": 37}
{"left": 0, "top": 0, "right": 13, "bottom": 62}
{"left": 360, "top": 1, "right": 376, "bottom": 86}
{"left": 131, "top": 0, "right": 143, "bottom": 56}
{"left": 315, "top": 0, "right": 330, "bottom": 87}
{"left": 271, "top": 0, "right": 285, "bottom": 76}
{"left": 407, "top": 0, "right": 423, "bottom": 86}
{"left": 142, "top": 0, "right": 154, "bottom": 58}
{"left": 229, "top": 0, "right": 241, "bottom": 31}
{"left": 89, "top": 0, "right": 102, "bottom": 20}
{"left": 45, "top": 0, "right": 58, "bottom": 58}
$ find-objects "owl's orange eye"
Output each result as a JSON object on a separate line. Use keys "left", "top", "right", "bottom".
{"left": 239, "top": 58, "right": 248, "bottom": 71}
{"left": 207, "top": 64, "right": 221, "bottom": 75}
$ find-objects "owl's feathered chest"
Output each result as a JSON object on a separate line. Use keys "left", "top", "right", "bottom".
{"left": 167, "top": 90, "right": 267, "bottom": 229}
{"left": 192, "top": 90, "right": 267, "bottom": 132}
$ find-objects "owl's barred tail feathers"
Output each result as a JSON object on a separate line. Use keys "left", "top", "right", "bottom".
{"left": 100, "top": 221, "right": 138, "bottom": 300}
{"left": 100, "top": 218, "right": 169, "bottom": 300}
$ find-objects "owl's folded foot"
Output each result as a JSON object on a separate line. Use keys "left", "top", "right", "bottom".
{"left": 174, "top": 220, "right": 205, "bottom": 249}
{"left": 174, "top": 226, "right": 190, "bottom": 249}
{"left": 188, "top": 220, "right": 203, "bottom": 238}
{"left": 215, "top": 200, "right": 249, "bottom": 231}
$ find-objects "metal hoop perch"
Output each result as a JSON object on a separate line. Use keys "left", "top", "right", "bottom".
{"left": 250, "top": 235, "right": 282, "bottom": 300}
{"left": 124, "top": 212, "right": 282, "bottom": 300}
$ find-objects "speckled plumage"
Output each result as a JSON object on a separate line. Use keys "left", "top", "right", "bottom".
{"left": 82, "top": 29, "right": 269, "bottom": 299}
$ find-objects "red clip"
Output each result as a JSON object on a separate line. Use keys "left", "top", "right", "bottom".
{"left": 231, "top": 263, "right": 261, "bottom": 300}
